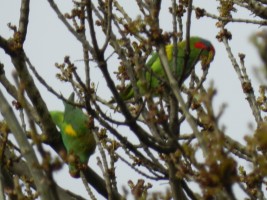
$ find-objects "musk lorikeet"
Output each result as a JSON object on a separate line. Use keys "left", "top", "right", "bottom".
{"left": 50, "top": 93, "right": 96, "bottom": 177}
{"left": 121, "top": 36, "right": 215, "bottom": 100}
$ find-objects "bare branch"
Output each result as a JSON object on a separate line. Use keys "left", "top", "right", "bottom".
{"left": 0, "top": 90, "right": 58, "bottom": 200}
{"left": 18, "top": 0, "right": 30, "bottom": 42}
{"left": 222, "top": 36, "right": 262, "bottom": 124}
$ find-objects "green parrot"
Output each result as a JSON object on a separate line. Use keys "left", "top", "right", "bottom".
{"left": 121, "top": 36, "right": 215, "bottom": 100}
{"left": 50, "top": 93, "right": 96, "bottom": 177}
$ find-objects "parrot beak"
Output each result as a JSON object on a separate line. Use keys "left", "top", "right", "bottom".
{"left": 201, "top": 47, "right": 215, "bottom": 70}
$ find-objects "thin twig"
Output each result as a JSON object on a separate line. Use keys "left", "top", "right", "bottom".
{"left": 222, "top": 37, "right": 262, "bottom": 124}
{"left": 196, "top": 6, "right": 267, "bottom": 25}
{"left": 80, "top": 171, "right": 97, "bottom": 200}
{"left": 93, "top": 129, "right": 114, "bottom": 200}
{"left": 0, "top": 90, "right": 57, "bottom": 200}
{"left": 18, "top": 0, "right": 30, "bottom": 42}
{"left": 47, "top": 0, "right": 92, "bottom": 51}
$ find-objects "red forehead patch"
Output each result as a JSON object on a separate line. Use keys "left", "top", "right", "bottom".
{"left": 195, "top": 41, "right": 206, "bottom": 49}
{"left": 194, "top": 41, "right": 214, "bottom": 52}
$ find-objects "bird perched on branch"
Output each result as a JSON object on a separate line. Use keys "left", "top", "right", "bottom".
{"left": 50, "top": 93, "right": 96, "bottom": 177}
{"left": 120, "top": 36, "right": 215, "bottom": 100}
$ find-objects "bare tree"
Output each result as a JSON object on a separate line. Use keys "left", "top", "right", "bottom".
{"left": 0, "top": 0, "right": 267, "bottom": 199}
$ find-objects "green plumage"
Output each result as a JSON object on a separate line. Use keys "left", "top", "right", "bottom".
{"left": 50, "top": 93, "right": 96, "bottom": 177}
{"left": 121, "top": 36, "right": 215, "bottom": 100}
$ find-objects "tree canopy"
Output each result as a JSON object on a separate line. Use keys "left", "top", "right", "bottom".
{"left": 0, "top": 0, "right": 267, "bottom": 199}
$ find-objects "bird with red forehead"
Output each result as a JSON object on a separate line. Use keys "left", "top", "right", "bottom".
{"left": 120, "top": 36, "right": 215, "bottom": 100}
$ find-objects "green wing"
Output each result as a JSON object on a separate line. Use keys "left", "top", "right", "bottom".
{"left": 120, "top": 84, "right": 135, "bottom": 101}
{"left": 119, "top": 37, "right": 214, "bottom": 100}
{"left": 50, "top": 93, "right": 96, "bottom": 177}
{"left": 62, "top": 92, "right": 96, "bottom": 160}
{"left": 173, "top": 40, "right": 202, "bottom": 84}
{"left": 146, "top": 52, "right": 159, "bottom": 68}
{"left": 63, "top": 93, "right": 89, "bottom": 137}
{"left": 120, "top": 52, "right": 161, "bottom": 100}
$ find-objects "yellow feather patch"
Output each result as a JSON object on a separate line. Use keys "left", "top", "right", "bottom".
{"left": 165, "top": 44, "right": 173, "bottom": 61}
{"left": 64, "top": 124, "right": 77, "bottom": 137}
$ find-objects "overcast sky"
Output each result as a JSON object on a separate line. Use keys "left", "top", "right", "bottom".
{"left": 0, "top": 1, "right": 264, "bottom": 199}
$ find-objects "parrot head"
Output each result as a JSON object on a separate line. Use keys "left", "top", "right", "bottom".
{"left": 193, "top": 38, "right": 215, "bottom": 70}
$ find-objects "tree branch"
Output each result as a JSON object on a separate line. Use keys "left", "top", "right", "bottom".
{"left": 0, "top": 90, "right": 58, "bottom": 200}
